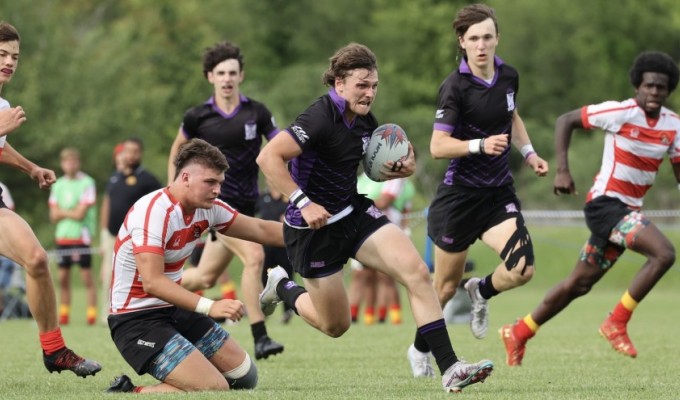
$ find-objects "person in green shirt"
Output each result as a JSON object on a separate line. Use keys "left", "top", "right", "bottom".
{"left": 48, "top": 147, "right": 97, "bottom": 325}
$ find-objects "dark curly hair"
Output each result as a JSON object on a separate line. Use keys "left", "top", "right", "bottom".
{"left": 202, "top": 41, "right": 243, "bottom": 78}
{"left": 629, "top": 51, "right": 679, "bottom": 92}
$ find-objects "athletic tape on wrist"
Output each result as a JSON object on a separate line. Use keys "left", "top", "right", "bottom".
{"left": 468, "top": 139, "right": 482, "bottom": 154}
{"left": 195, "top": 297, "right": 214, "bottom": 315}
{"left": 521, "top": 144, "right": 536, "bottom": 160}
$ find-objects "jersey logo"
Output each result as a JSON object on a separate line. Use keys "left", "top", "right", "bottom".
{"left": 291, "top": 125, "right": 309, "bottom": 143}
{"left": 506, "top": 90, "right": 515, "bottom": 112}
{"left": 362, "top": 135, "right": 370, "bottom": 155}
{"left": 435, "top": 109, "right": 445, "bottom": 119}
{"left": 245, "top": 122, "right": 257, "bottom": 140}
{"left": 365, "top": 205, "right": 383, "bottom": 219}
{"left": 505, "top": 203, "right": 518, "bottom": 214}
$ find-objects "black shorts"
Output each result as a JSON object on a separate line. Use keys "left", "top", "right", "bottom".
{"left": 583, "top": 196, "right": 633, "bottom": 248}
{"left": 427, "top": 184, "right": 522, "bottom": 252}
{"left": 55, "top": 244, "right": 92, "bottom": 268}
{"left": 108, "top": 307, "right": 221, "bottom": 375}
{"left": 284, "top": 195, "right": 389, "bottom": 279}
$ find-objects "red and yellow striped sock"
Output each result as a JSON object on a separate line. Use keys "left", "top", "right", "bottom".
{"left": 389, "top": 304, "right": 402, "bottom": 325}
{"left": 86, "top": 306, "right": 97, "bottom": 325}
{"left": 610, "top": 291, "right": 637, "bottom": 324}
{"left": 363, "top": 307, "right": 375, "bottom": 325}
{"left": 221, "top": 281, "right": 237, "bottom": 300}
{"left": 514, "top": 314, "right": 539, "bottom": 342}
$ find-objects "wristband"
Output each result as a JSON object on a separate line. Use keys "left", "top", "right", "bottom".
{"left": 289, "top": 188, "right": 311, "bottom": 209}
{"left": 289, "top": 188, "right": 304, "bottom": 204}
{"left": 520, "top": 144, "right": 536, "bottom": 160}
{"left": 195, "top": 297, "right": 214, "bottom": 315}
{"left": 468, "top": 139, "right": 482, "bottom": 154}
{"left": 297, "top": 197, "right": 311, "bottom": 209}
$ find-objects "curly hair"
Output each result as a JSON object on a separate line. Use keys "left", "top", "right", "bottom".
{"left": 629, "top": 51, "right": 679, "bottom": 92}
{"left": 202, "top": 41, "right": 243, "bottom": 78}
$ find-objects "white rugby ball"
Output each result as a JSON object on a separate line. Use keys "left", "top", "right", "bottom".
{"left": 363, "top": 123, "right": 409, "bottom": 182}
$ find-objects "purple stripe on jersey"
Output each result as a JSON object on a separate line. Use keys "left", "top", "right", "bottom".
{"left": 434, "top": 122, "right": 454, "bottom": 133}
{"left": 266, "top": 128, "right": 280, "bottom": 141}
{"left": 207, "top": 95, "right": 250, "bottom": 119}
{"left": 329, "top": 88, "right": 355, "bottom": 129}
{"left": 459, "top": 55, "right": 504, "bottom": 75}
{"left": 290, "top": 151, "right": 317, "bottom": 189}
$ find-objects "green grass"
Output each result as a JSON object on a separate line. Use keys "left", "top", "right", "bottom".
{"left": 1, "top": 224, "right": 679, "bottom": 399}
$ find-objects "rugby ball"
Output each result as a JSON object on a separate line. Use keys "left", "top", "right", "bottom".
{"left": 363, "top": 123, "right": 409, "bottom": 182}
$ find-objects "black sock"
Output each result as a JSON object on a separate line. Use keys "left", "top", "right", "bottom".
{"left": 413, "top": 330, "right": 430, "bottom": 353}
{"left": 478, "top": 273, "right": 499, "bottom": 299}
{"left": 251, "top": 321, "right": 267, "bottom": 341}
{"left": 276, "top": 278, "right": 307, "bottom": 314}
{"left": 418, "top": 319, "right": 458, "bottom": 374}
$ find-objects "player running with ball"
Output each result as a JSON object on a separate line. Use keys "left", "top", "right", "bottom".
{"left": 257, "top": 42, "right": 493, "bottom": 393}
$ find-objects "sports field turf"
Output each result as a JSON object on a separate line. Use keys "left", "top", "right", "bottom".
{"left": 0, "top": 224, "right": 678, "bottom": 399}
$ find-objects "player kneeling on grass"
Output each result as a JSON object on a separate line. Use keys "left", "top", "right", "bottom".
{"left": 499, "top": 51, "right": 680, "bottom": 366}
{"left": 106, "top": 139, "right": 284, "bottom": 393}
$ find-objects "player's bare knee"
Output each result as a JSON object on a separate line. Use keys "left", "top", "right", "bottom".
{"left": 655, "top": 246, "right": 675, "bottom": 270}
{"left": 23, "top": 248, "right": 50, "bottom": 278}
{"left": 512, "top": 264, "right": 534, "bottom": 285}
{"left": 321, "top": 320, "right": 350, "bottom": 338}
{"left": 434, "top": 280, "right": 457, "bottom": 304}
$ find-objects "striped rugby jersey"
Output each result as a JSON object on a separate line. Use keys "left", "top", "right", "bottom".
{"left": 109, "top": 188, "right": 238, "bottom": 314}
{"left": 582, "top": 98, "right": 680, "bottom": 208}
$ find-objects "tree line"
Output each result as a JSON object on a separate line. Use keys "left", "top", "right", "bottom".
{"left": 1, "top": 0, "right": 679, "bottom": 243}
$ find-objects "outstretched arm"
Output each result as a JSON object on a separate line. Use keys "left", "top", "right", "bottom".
{"left": 553, "top": 109, "right": 585, "bottom": 195}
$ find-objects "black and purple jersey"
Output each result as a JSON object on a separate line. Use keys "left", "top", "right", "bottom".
{"left": 284, "top": 88, "right": 378, "bottom": 227}
{"left": 181, "top": 94, "right": 278, "bottom": 203}
{"left": 433, "top": 56, "right": 518, "bottom": 188}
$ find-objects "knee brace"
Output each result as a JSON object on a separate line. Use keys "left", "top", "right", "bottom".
{"left": 224, "top": 353, "right": 258, "bottom": 390}
{"left": 499, "top": 218, "right": 535, "bottom": 274}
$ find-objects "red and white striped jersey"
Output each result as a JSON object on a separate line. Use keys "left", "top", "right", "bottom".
{"left": 110, "top": 188, "right": 238, "bottom": 314}
{"left": 581, "top": 98, "right": 680, "bottom": 209}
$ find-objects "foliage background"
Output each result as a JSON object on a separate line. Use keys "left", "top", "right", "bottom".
{"left": 1, "top": 0, "right": 680, "bottom": 244}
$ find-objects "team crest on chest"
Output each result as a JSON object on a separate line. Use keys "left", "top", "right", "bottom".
{"left": 361, "top": 134, "right": 370, "bottom": 155}
{"left": 506, "top": 89, "right": 515, "bottom": 112}
{"left": 245, "top": 122, "right": 257, "bottom": 140}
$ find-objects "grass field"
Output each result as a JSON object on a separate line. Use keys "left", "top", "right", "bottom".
{"left": 0, "top": 224, "right": 679, "bottom": 399}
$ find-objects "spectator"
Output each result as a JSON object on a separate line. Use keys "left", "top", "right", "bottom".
{"left": 48, "top": 148, "right": 97, "bottom": 325}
